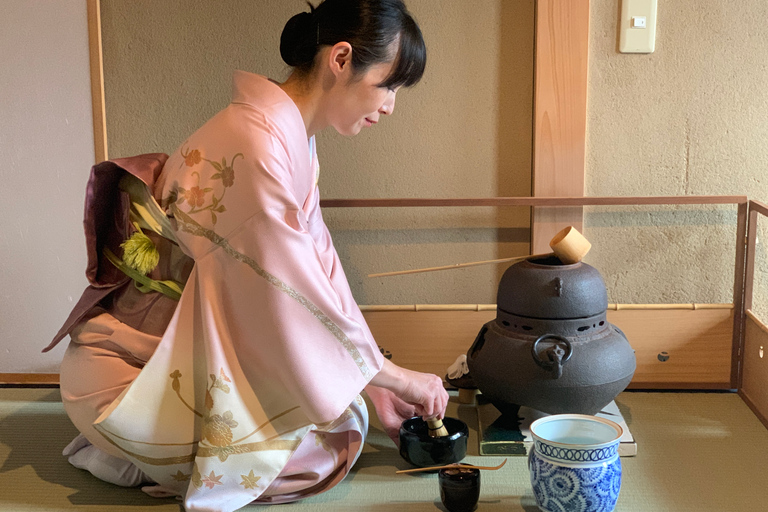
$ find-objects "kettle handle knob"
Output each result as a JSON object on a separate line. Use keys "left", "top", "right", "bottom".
{"left": 531, "top": 334, "right": 573, "bottom": 379}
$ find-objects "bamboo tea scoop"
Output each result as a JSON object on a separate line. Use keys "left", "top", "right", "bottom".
{"left": 369, "top": 225, "right": 591, "bottom": 278}
{"left": 427, "top": 418, "right": 449, "bottom": 437}
{"left": 396, "top": 458, "right": 508, "bottom": 474}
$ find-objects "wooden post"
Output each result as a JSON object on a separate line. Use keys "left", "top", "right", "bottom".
{"left": 531, "top": 0, "right": 590, "bottom": 254}
{"left": 741, "top": 201, "right": 768, "bottom": 389}
{"left": 87, "top": 0, "right": 108, "bottom": 163}
{"left": 744, "top": 206, "right": 759, "bottom": 313}
{"left": 732, "top": 201, "right": 750, "bottom": 388}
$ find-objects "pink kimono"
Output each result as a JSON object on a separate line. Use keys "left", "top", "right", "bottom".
{"left": 50, "top": 71, "right": 385, "bottom": 511}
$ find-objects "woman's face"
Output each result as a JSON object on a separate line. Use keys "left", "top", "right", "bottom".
{"left": 328, "top": 60, "right": 399, "bottom": 137}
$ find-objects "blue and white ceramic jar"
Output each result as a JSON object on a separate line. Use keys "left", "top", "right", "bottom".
{"left": 528, "top": 414, "right": 623, "bottom": 512}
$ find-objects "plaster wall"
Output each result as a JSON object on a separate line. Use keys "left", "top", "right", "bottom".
{"left": 99, "top": 0, "right": 535, "bottom": 305}
{"left": 8, "top": 0, "right": 768, "bottom": 374}
{"left": 585, "top": 0, "right": 768, "bottom": 307}
{"left": 0, "top": 0, "right": 93, "bottom": 372}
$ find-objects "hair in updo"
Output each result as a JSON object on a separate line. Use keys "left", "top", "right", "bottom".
{"left": 280, "top": 0, "right": 426, "bottom": 88}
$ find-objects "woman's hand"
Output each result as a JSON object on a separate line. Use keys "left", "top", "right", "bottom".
{"left": 364, "top": 386, "right": 417, "bottom": 445}
{"left": 367, "top": 359, "right": 449, "bottom": 444}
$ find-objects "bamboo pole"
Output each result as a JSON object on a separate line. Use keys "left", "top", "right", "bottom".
{"left": 358, "top": 303, "right": 733, "bottom": 312}
{"left": 358, "top": 304, "right": 498, "bottom": 312}
{"left": 693, "top": 303, "right": 736, "bottom": 310}
{"left": 609, "top": 303, "right": 734, "bottom": 311}
{"left": 368, "top": 253, "right": 551, "bottom": 278}
{"left": 413, "top": 304, "right": 497, "bottom": 312}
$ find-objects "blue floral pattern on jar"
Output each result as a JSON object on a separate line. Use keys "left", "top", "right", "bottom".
{"left": 529, "top": 453, "right": 622, "bottom": 512}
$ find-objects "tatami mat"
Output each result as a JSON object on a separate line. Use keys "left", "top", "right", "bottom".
{"left": 1, "top": 388, "right": 765, "bottom": 511}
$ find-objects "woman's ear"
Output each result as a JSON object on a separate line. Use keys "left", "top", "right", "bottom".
{"left": 328, "top": 42, "right": 353, "bottom": 77}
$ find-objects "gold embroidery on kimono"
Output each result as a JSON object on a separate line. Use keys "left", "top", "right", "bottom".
{"left": 170, "top": 203, "right": 373, "bottom": 379}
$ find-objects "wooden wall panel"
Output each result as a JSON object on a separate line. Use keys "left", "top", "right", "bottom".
{"left": 610, "top": 309, "right": 733, "bottom": 389}
{"left": 363, "top": 310, "right": 496, "bottom": 378}
{"left": 3, "top": 306, "right": 734, "bottom": 390}
{"left": 531, "top": 0, "right": 590, "bottom": 253}
{"left": 363, "top": 306, "right": 734, "bottom": 389}
{"left": 740, "top": 312, "right": 768, "bottom": 429}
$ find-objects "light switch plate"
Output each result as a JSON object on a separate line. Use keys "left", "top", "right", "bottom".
{"left": 620, "top": 0, "right": 657, "bottom": 53}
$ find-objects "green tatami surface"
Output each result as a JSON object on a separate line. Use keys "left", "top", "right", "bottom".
{"left": 1, "top": 388, "right": 766, "bottom": 511}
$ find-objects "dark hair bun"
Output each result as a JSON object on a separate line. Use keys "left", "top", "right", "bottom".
{"left": 280, "top": 11, "right": 317, "bottom": 67}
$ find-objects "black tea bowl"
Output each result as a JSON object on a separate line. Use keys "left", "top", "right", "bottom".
{"left": 399, "top": 417, "right": 469, "bottom": 467}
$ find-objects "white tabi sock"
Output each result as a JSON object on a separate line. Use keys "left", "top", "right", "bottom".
{"left": 63, "top": 434, "right": 153, "bottom": 487}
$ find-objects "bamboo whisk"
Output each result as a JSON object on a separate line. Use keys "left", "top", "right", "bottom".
{"left": 427, "top": 419, "right": 449, "bottom": 437}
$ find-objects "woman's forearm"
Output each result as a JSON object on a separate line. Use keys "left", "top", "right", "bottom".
{"left": 367, "top": 358, "right": 448, "bottom": 420}
{"left": 368, "top": 358, "right": 407, "bottom": 394}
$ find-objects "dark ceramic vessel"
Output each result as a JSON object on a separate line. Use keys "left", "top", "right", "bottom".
{"left": 399, "top": 417, "right": 468, "bottom": 467}
{"left": 439, "top": 464, "right": 481, "bottom": 512}
{"left": 467, "top": 256, "right": 636, "bottom": 415}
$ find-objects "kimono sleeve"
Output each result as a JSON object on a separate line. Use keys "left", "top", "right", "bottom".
{"left": 304, "top": 182, "right": 379, "bottom": 345}
{"left": 172, "top": 136, "right": 384, "bottom": 426}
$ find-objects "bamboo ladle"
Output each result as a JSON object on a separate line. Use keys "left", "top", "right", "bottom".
{"left": 396, "top": 459, "right": 508, "bottom": 474}
{"left": 368, "top": 226, "right": 591, "bottom": 279}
